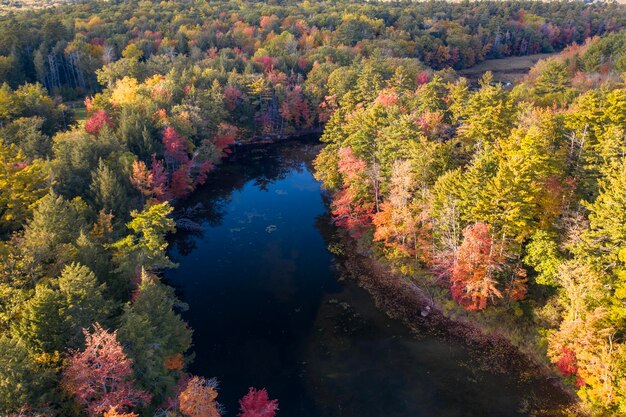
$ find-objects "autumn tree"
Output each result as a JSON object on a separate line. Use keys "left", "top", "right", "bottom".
{"left": 451, "top": 223, "right": 506, "bottom": 310}
{"left": 0, "top": 141, "right": 49, "bottom": 236}
{"left": 280, "top": 85, "right": 312, "bottom": 130}
{"left": 331, "top": 147, "right": 374, "bottom": 237}
{"left": 130, "top": 160, "right": 155, "bottom": 202}
{"left": 372, "top": 160, "right": 427, "bottom": 267}
{"left": 179, "top": 376, "right": 221, "bottom": 417}
{"left": 85, "top": 110, "right": 113, "bottom": 136}
{"left": 238, "top": 387, "right": 279, "bottom": 417}
{"left": 162, "top": 127, "right": 189, "bottom": 167}
{"left": 62, "top": 324, "right": 151, "bottom": 416}
{"left": 103, "top": 406, "right": 138, "bottom": 417}
{"left": 548, "top": 307, "right": 626, "bottom": 412}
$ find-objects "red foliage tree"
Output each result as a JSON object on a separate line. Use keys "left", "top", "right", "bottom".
{"left": 238, "top": 387, "right": 279, "bottom": 417}
{"left": 162, "top": 127, "right": 190, "bottom": 165}
{"left": 375, "top": 91, "right": 399, "bottom": 106}
{"left": 257, "top": 112, "right": 273, "bottom": 135}
{"left": 318, "top": 94, "right": 337, "bottom": 123}
{"left": 193, "top": 161, "right": 213, "bottom": 188}
{"left": 150, "top": 155, "right": 168, "bottom": 201}
{"left": 224, "top": 86, "right": 244, "bottom": 112}
{"left": 280, "top": 85, "right": 312, "bottom": 129}
{"left": 337, "top": 146, "right": 367, "bottom": 179}
{"left": 416, "top": 71, "right": 430, "bottom": 86}
{"left": 555, "top": 347, "right": 578, "bottom": 376}
{"left": 331, "top": 147, "right": 374, "bottom": 238}
{"left": 164, "top": 353, "right": 185, "bottom": 371}
{"left": 213, "top": 123, "right": 238, "bottom": 156}
{"left": 297, "top": 57, "right": 308, "bottom": 70}
{"left": 62, "top": 324, "right": 151, "bottom": 417}
{"left": 170, "top": 164, "right": 193, "bottom": 199}
{"left": 85, "top": 110, "right": 114, "bottom": 135}
{"left": 331, "top": 188, "right": 374, "bottom": 238}
{"left": 259, "top": 15, "right": 278, "bottom": 32}
{"left": 254, "top": 55, "right": 277, "bottom": 72}
{"left": 451, "top": 223, "right": 504, "bottom": 310}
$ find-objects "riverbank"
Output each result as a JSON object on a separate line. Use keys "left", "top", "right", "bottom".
{"left": 165, "top": 136, "right": 583, "bottom": 416}
{"left": 329, "top": 231, "right": 579, "bottom": 416}
{"left": 179, "top": 133, "right": 580, "bottom": 411}
{"left": 170, "top": 134, "right": 579, "bottom": 415}
{"left": 234, "top": 128, "right": 323, "bottom": 146}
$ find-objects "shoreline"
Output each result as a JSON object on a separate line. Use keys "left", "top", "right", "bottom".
{"left": 330, "top": 231, "right": 579, "bottom": 416}
{"left": 234, "top": 128, "right": 324, "bottom": 147}
{"left": 173, "top": 134, "right": 579, "bottom": 415}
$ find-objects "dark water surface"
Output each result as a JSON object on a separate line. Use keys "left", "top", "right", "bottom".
{"left": 165, "top": 137, "right": 563, "bottom": 417}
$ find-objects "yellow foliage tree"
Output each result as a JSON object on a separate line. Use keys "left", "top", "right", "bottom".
{"left": 111, "top": 77, "right": 141, "bottom": 107}
{"left": 0, "top": 140, "right": 49, "bottom": 235}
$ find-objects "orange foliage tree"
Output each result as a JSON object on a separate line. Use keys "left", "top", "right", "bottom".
{"left": 451, "top": 222, "right": 504, "bottom": 310}
{"left": 103, "top": 406, "right": 138, "bottom": 417}
{"left": 179, "top": 376, "right": 221, "bottom": 417}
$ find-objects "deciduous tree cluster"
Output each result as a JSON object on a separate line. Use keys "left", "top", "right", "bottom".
{"left": 0, "top": 0, "right": 625, "bottom": 415}
{"left": 314, "top": 33, "right": 626, "bottom": 415}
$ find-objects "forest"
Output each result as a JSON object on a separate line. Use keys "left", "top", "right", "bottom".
{"left": 0, "top": 0, "right": 626, "bottom": 416}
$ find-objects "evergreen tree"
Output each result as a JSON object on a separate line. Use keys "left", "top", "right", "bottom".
{"left": 58, "top": 263, "right": 109, "bottom": 347}
{"left": 0, "top": 336, "right": 55, "bottom": 413}
{"left": 118, "top": 271, "right": 192, "bottom": 400}
{"left": 12, "top": 263, "right": 109, "bottom": 353}
{"left": 13, "top": 284, "right": 65, "bottom": 353}
{"left": 112, "top": 202, "right": 177, "bottom": 277}
{"left": 90, "top": 159, "right": 131, "bottom": 219}
{"left": 21, "top": 193, "right": 88, "bottom": 267}
{"left": 456, "top": 72, "right": 515, "bottom": 147}
{"left": 534, "top": 60, "right": 569, "bottom": 96}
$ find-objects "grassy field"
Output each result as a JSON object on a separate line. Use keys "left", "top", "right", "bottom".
{"left": 64, "top": 100, "right": 87, "bottom": 125}
{"left": 458, "top": 52, "right": 556, "bottom": 84}
{"left": 73, "top": 105, "right": 86, "bottom": 124}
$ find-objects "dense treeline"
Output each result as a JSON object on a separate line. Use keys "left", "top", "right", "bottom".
{"left": 0, "top": 0, "right": 625, "bottom": 415}
{"left": 314, "top": 31, "right": 626, "bottom": 415}
{"left": 0, "top": 0, "right": 623, "bottom": 99}
{"left": 0, "top": 61, "right": 281, "bottom": 417}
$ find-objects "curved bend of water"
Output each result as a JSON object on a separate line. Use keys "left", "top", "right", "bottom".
{"left": 166, "top": 137, "right": 567, "bottom": 417}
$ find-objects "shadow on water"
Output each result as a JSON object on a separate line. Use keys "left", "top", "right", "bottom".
{"left": 165, "top": 136, "right": 571, "bottom": 417}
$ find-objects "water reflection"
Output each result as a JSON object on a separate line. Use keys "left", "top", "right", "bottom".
{"left": 165, "top": 137, "right": 570, "bottom": 417}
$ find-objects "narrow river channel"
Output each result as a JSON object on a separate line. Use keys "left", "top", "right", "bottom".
{"left": 165, "top": 136, "right": 568, "bottom": 417}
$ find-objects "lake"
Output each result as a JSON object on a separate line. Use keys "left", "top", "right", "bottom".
{"left": 165, "top": 136, "right": 568, "bottom": 417}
